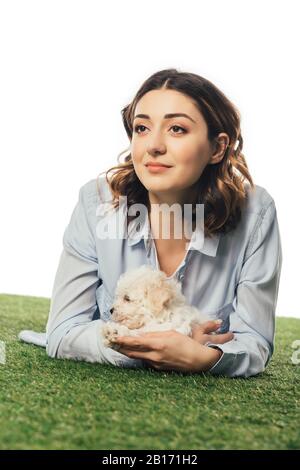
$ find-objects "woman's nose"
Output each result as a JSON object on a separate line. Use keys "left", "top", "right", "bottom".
{"left": 147, "top": 139, "right": 167, "bottom": 156}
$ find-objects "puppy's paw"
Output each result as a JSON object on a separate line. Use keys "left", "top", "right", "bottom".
{"left": 102, "top": 323, "right": 121, "bottom": 348}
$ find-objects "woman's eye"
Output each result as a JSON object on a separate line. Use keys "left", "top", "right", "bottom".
{"left": 134, "top": 125, "right": 147, "bottom": 134}
{"left": 171, "top": 125, "right": 186, "bottom": 134}
{"left": 133, "top": 124, "right": 186, "bottom": 134}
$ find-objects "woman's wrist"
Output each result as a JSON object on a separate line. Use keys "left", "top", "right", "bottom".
{"left": 204, "top": 346, "right": 223, "bottom": 370}
{"left": 192, "top": 342, "right": 223, "bottom": 372}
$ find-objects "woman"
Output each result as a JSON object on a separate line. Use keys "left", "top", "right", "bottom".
{"left": 19, "top": 68, "right": 282, "bottom": 377}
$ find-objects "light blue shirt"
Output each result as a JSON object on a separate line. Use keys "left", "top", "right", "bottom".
{"left": 27, "top": 175, "right": 282, "bottom": 378}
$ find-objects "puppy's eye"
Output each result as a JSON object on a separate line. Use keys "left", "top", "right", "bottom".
{"left": 124, "top": 295, "right": 130, "bottom": 302}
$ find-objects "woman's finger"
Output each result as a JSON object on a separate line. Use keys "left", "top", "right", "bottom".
{"left": 118, "top": 348, "right": 162, "bottom": 362}
{"left": 200, "top": 320, "right": 223, "bottom": 334}
{"left": 114, "top": 336, "right": 148, "bottom": 349}
{"left": 192, "top": 320, "right": 222, "bottom": 338}
{"left": 206, "top": 331, "right": 234, "bottom": 344}
{"left": 139, "top": 330, "right": 175, "bottom": 337}
{"left": 118, "top": 347, "right": 150, "bottom": 358}
{"left": 115, "top": 333, "right": 170, "bottom": 351}
{"left": 115, "top": 341, "right": 150, "bottom": 352}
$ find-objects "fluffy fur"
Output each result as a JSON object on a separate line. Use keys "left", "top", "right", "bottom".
{"left": 101, "top": 265, "right": 209, "bottom": 349}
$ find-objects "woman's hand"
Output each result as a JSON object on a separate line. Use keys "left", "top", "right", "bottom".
{"left": 191, "top": 319, "right": 234, "bottom": 345}
{"left": 113, "top": 325, "right": 233, "bottom": 373}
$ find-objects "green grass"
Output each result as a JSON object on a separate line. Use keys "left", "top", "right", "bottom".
{"left": 0, "top": 293, "right": 299, "bottom": 450}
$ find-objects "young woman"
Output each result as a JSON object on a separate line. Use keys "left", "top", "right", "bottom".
{"left": 19, "top": 68, "right": 282, "bottom": 377}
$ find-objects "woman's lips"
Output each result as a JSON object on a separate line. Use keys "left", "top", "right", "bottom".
{"left": 146, "top": 165, "right": 172, "bottom": 173}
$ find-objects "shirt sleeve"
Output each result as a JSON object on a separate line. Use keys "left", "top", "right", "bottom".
{"left": 45, "top": 183, "right": 144, "bottom": 369}
{"left": 205, "top": 199, "right": 283, "bottom": 378}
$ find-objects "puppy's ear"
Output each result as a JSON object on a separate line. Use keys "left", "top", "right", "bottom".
{"left": 149, "top": 284, "right": 175, "bottom": 315}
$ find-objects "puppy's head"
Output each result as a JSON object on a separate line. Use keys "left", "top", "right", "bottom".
{"left": 110, "top": 265, "right": 184, "bottom": 328}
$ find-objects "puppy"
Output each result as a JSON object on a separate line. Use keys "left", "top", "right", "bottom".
{"left": 101, "top": 265, "right": 209, "bottom": 349}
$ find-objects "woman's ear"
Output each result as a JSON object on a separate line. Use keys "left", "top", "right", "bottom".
{"left": 209, "top": 133, "right": 230, "bottom": 165}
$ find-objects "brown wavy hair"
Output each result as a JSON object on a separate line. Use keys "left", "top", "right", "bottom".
{"left": 96, "top": 68, "right": 254, "bottom": 239}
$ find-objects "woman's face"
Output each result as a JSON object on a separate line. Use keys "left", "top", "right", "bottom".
{"left": 130, "top": 88, "right": 227, "bottom": 205}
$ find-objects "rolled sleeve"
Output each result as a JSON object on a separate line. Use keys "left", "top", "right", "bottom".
{"left": 206, "top": 199, "right": 283, "bottom": 378}
{"left": 45, "top": 183, "right": 143, "bottom": 369}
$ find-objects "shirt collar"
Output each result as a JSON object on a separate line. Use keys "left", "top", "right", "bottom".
{"left": 127, "top": 211, "right": 221, "bottom": 258}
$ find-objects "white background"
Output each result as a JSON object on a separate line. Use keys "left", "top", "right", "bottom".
{"left": 0, "top": 0, "right": 299, "bottom": 318}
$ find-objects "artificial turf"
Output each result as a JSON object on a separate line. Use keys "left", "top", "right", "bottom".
{"left": 0, "top": 293, "right": 299, "bottom": 450}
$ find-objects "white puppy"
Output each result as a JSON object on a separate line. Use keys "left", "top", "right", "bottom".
{"left": 101, "top": 265, "right": 209, "bottom": 349}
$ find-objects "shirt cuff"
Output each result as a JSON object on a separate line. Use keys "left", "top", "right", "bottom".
{"left": 206, "top": 342, "right": 238, "bottom": 375}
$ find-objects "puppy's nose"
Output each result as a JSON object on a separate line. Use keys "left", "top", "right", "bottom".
{"left": 110, "top": 308, "right": 114, "bottom": 314}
